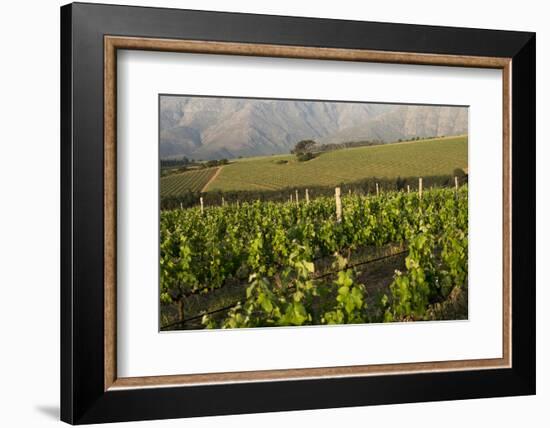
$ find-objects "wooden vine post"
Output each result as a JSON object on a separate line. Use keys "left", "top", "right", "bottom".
{"left": 407, "top": 184, "right": 410, "bottom": 194}
{"left": 305, "top": 188, "right": 310, "bottom": 204}
{"left": 418, "top": 177, "right": 423, "bottom": 199}
{"left": 335, "top": 187, "right": 342, "bottom": 223}
{"left": 295, "top": 189, "right": 299, "bottom": 204}
{"left": 455, "top": 176, "right": 459, "bottom": 191}
{"left": 376, "top": 182, "right": 379, "bottom": 197}
{"left": 200, "top": 197, "right": 204, "bottom": 214}
{"left": 177, "top": 299, "right": 185, "bottom": 324}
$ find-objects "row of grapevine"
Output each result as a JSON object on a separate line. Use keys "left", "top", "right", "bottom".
{"left": 160, "top": 186, "right": 468, "bottom": 329}
{"left": 160, "top": 168, "right": 218, "bottom": 196}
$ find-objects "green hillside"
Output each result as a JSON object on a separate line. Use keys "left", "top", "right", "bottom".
{"left": 205, "top": 136, "right": 467, "bottom": 193}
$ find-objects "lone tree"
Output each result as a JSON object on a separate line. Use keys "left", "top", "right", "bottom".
{"left": 291, "top": 139, "right": 316, "bottom": 155}
{"left": 291, "top": 139, "right": 317, "bottom": 161}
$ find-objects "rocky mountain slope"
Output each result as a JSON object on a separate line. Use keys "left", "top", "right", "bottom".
{"left": 160, "top": 96, "right": 467, "bottom": 160}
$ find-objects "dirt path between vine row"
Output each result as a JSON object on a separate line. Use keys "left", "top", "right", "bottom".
{"left": 201, "top": 166, "right": 223, "bottom": 192}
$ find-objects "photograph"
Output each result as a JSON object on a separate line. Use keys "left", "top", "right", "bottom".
{"left": 159, "top": 95, "right": 469, "bottom": 330}
{"left": 54, "top": 2, "right": 537, "bottom": 424}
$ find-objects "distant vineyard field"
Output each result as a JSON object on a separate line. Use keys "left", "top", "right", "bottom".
{"left": 160, "top": 168, "right": 218, "bottom": 197}
{"left": 206, "top": 136, "right": 467, "bottom": 192}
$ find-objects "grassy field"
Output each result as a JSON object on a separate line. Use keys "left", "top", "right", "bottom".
{"left": 205, "top": 135, "right": 467, "bottom": 192}
{"left": 160, "top": 168, "right": 218, "bottom": 197}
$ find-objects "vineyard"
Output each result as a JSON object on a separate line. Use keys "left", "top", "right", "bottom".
{"left": 159, "top": 136, "right": 467, "bottom": 198}
{"left": 160, "top": 167, "right": 218, "bottom": 197}
{"left": 160, "top": 185, "right": 468, "bottom": 330}
{"left": 207, "top": 136, "right": 467, "bottom": 192}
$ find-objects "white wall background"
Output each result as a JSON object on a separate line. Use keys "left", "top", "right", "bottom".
{"left": 0, "top": 0, "right": 546, "bottom": 427}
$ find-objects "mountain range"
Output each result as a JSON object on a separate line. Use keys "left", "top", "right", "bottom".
{"left": 160, "top": 96, "right": 468, "bottom": 160}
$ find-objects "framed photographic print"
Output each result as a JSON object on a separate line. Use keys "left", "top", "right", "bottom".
{"left": 60, "top": 2, "right": 536, "bottom": 424}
